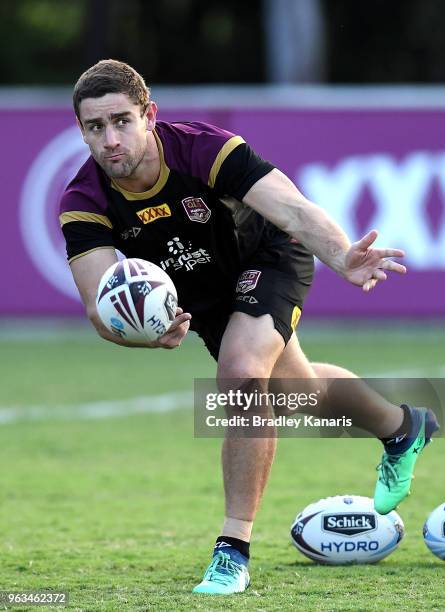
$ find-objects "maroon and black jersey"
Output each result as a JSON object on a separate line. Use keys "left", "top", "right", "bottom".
{"left": 60, "top": 121, "right": 311, "bottom": 317}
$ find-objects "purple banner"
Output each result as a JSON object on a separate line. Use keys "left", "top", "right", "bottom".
{"left": 4, "top": 107, "right": 445, "bottom": 316}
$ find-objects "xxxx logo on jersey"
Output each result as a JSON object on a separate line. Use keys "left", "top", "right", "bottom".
{"left": 136, "top": 203, "right": 171, "bottom": 225}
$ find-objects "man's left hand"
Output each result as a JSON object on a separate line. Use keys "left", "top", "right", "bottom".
{"left": 344, "top": 230, "right": 406, "bottom": 292}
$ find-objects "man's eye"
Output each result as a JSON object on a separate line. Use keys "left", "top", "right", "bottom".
{"left": 117, "top": 118, "right": 129, "bottom": 126}
{"left": 90, "top": 124, "right": 102, "bottom": 132}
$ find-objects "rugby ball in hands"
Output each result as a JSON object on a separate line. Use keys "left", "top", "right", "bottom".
{"left": 96, "top": 258, "right": 178, "bottom": 343}
{"left": 291, "top": 495, "right": 404, "bottom": 564}
{"left": 423, "top": 503, "right": 445, "bottom": 560}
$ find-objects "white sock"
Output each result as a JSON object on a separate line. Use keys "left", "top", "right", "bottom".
{"left": 221, "top": 517, "right": 253, "bottom": 542}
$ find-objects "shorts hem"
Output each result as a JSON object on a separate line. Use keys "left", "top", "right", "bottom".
{"left": 233, "top": 301, "right": 296, "bottom": 345}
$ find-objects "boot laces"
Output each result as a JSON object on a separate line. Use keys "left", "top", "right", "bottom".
{"left": 204, "top": 551, "right": 244, "bottom": 586}
{"left": 376, "top": 454, "right": 401, "bottom": 490}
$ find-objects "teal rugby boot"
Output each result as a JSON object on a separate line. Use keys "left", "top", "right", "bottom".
{"left": 374, "top": 405, "right": 439, "bottom": 515}
{"left": 193, "top": 551, "right": 250, "bottom": 595}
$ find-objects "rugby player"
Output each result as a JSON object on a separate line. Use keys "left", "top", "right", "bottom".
{"left": 60, "top": 60, "right": 438, "bottom": 595}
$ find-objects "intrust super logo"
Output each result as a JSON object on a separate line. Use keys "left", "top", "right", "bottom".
{"left": 136, "top": 203, "right": 171, "bottom": 225}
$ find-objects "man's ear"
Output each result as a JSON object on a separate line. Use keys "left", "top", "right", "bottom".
{"left": 145, "top": 100, "right": 158, "bottom": 131}
{"left": 76, "top": 117, "right": 87, "bottom": 143}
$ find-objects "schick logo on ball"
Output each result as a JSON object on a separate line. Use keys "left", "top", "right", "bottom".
{"left": 322, "top": 513, "right": 376, "bottom": 536}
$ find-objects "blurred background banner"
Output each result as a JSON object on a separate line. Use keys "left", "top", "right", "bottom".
{"left": 4, "top": 99, "right": 445, "bottom": 317}
{"left": 4, "top": 0, "right": 445, "bottom": 319}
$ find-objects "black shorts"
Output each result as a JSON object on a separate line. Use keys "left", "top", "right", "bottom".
{"left": 191, "top": 244, "right": 314, "bottom": 361}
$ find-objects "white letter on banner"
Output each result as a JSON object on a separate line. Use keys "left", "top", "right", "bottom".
{"left": 297, "top": 157, "right": 364, "bottom": 240}
{"left": 297, "top": 151, "right": 445, "bottom": 269}
{"left": 432, "top": 153, "right": 445, "bottom": 267}
{"left": 366, "top": 153, "right": 433, "bottom": 267}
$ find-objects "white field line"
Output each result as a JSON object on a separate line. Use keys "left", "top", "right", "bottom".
{"left": 1, "top": 365, "right": 444, "bottom": 425}
{"left": 0, "top": 391, "right": 193, "bottom": 425}
{"left": 362, "top": 365, "right": 445, "bottom": 378}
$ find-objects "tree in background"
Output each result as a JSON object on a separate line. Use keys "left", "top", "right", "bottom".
{"left": 1, "top": 0, "right": 445, "bottom": 85}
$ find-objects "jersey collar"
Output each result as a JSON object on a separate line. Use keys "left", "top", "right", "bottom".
{"left": 110, "top": 129, "right": 170, "bottom": 200}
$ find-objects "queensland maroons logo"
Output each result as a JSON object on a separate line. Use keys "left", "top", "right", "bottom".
{"left": 236, "top": 270, "right": 261, "bottom": 294}
{"left": 182, "top": 196, "right": 211, "bottom": 223}
{"left": 19, "top": 125, "right": 90, "bottom": 300}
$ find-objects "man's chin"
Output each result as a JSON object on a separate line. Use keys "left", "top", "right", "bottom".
{"left": 109, "top": 170, "right": 132, "bottom": 179}
{"left": 104, "top": 162, "right": 133, "bottom": 179}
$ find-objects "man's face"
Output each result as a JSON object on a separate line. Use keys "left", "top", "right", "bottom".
{"left": 78, "top": 93, "right": 152, "bottom": 179}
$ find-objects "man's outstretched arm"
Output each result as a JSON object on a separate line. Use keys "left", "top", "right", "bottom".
{"left": 70, "top": 248, "right": 191, "bottom": 348}
{"left": 243, "top": 169, "right": 406, "bottom": 292}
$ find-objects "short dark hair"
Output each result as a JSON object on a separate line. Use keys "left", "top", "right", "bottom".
{"left": 73, "top": 59, "right": 150, "bottom": 121}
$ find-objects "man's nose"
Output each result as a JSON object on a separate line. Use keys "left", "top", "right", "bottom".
{"left": 104, "top": 126, "right": 119, "bottom": 149}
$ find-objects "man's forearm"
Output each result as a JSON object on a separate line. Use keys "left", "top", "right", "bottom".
{"left": 285, "top": 197, "right": 352, "bottom": 276}
{"left": 243, "top": 169, "right": 352, "bottom": 276}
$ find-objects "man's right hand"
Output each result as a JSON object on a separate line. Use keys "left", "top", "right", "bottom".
{"left": 151, "top": 307, "right": 192, "bottom": 349}
{"left": 69, "top": 249, "right": 191, "bottom": 349}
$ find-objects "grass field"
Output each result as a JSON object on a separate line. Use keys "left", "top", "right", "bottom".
{"left": 1, "top": 320, "right": 444, "bottom": 611}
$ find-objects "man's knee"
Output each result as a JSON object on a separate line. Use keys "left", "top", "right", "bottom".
{"left": 216, "top": 356, "right": 272, "bottom": 418}
{"left": 217, "top": 355, "right": 271, "bottom": 385}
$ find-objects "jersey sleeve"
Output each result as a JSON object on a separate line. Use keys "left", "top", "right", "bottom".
{"left": 159, "top": 122, "right": 274, "bottom": 199}
{"left": 59, "top": 191, "right": 114, "bottom": 263}
{"left": 210, "top": 142, "right": 275, "bottom": 200}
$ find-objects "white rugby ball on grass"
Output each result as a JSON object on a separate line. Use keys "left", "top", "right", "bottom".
{"left": 96, "top": 258, "right": 178, "bottom": 343}
{"left": 423, "top": 503, "right": 445, "bottom": 560}
{"left": 290, "top": 495, "right": 404, "bottom": 564}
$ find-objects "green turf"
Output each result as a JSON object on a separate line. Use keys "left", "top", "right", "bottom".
{"left": 0, "top": 321, "right": 444, "bottom": 611}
